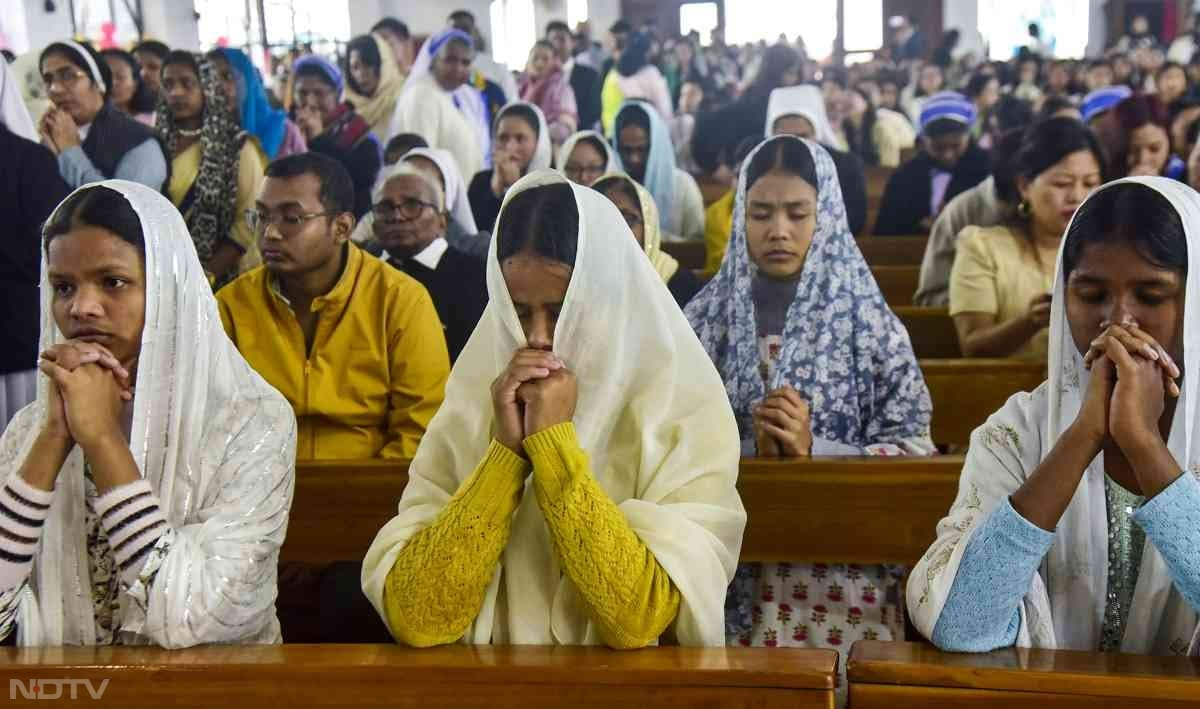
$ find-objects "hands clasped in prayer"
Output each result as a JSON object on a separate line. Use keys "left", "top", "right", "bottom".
{"left": 491, "top": 348, "right": 576, "bottom": 454}
{"left": 39, "top": 107, "right": 81, "bottom": 155}
{"left": 1078, "top": 316, "right": 1181, "bottom": 457}
{"left": 36, "top": 341, "right": 133, "bottom": 458}
{"left": 753, "top": 386, "right": 813, "bottom": 457}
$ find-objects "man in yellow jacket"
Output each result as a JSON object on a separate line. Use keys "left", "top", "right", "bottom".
{"left": 218, "top": 152, "right": 449, "bottom": 460}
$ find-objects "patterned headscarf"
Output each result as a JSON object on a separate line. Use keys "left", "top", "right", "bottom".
{"left": 155, "top": 53, "right": 243, "bottom": 266}
{"left": 685, "top": 135, "right": 932, "bottom": 447}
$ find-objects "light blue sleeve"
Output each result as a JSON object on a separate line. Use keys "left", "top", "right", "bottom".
{"left": 113, "top": 139, "right": 168, "bottom": 190}
{"left": 930, "top": 497, "right": 1055, "bottom": 652}
{"left": 57, "top": 139, "right": 167, "bottom": 191}
{"left": 811, "top": 436, "right": 864, "bottom": 456}
{"left": 1135, "top": 473, "right": 1200, "bottom": 613}
{"left": 57, "top": 146, "right": 107, "bottom": 188}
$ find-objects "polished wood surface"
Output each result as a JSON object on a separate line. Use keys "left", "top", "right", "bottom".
{"left": 895, "top": 307, "right": 960, "bottom": 359}
{"left": 922, "top": 358, "right": 1044, "bottom": 447}
{"left": 286, "top": 456, "right": 964, "bottom": 566}
{"left": 661, "top": 240, "right": 708, "bottom": 270}
{"left": 848, "top": 641, "right": 1200, "bottom": 707}
{"left": 856, "top": 235, "right": 928, "bottom": 266}
{"left": 872, "top": 265, "right": 919, "bottom": 306}
{"left": 0, "top": 644, "right": 837, "bottom": 708}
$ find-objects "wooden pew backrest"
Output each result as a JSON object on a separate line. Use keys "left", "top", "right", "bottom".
{"left": 856, "top": 236, "right": 928, "bottom": 266}
{"left": 287, "top": 456, "right": 965, "bottom": 567}
{"left": 662, "top": 241, "right": 707, "bottom": 270}
{"left": 895, "top": 307, "right": 960, "bottom": 359}
{"left": 848, "top": 640, "right": 1200, "bottom": 708}
{"left": 872, "top": 265, "right": 920, "bottom": 306}
{"left": 0, "top": 645, "right": 839, "bottom": 708}
{"left": 922, "top": 359, "right": 1044, "bottom": 448}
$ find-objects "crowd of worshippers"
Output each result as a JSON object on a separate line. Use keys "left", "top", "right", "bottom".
{"left": 0, "top": 10, "right": 1198, "bottom": 699}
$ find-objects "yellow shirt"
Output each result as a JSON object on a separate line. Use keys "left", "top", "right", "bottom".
{"left": 600, "top": 70, "right": 626, "bottom": 137}
{"left": 216, "top": 245, "right": 450, "bottom": 459}
{"left": 949, "top": 225, "right": 1058, "bottom": 361}
{"left": 382, "top": 423, "right": 681, "bottom": 649}
{"left": 703, "top": 190, "right": 735, "bottom": 279}
{"left": 168, "top": 138, "right": 266, "bottom": 273}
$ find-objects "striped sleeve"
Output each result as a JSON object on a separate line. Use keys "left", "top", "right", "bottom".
{"left": 94, "top": 479, "right": 169, "bottom": 587}
{"left": 0, "top": 476, "right": 55, "bottom": 592}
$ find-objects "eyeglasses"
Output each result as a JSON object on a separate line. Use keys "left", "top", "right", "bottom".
{"left": 372, "top": 198, "right": 439, "bottom": 221}
{"left": 245, "top": 209, "right": 335, "bottom": 234}
{"left": 565, "top": 162, "right": 606, "bottom": 183}
{"left": 42, "top": 68, "right": 88, "bottom": 90}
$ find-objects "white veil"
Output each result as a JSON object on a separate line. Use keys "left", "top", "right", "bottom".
{"left": 0, "top": 180, "right": 296, "bottom": 647}
{"left": 362, "top": 170, "right": 745, "bottom": 646}
{"left": 908, "top": 176, "right": 1200, "bottom": 656}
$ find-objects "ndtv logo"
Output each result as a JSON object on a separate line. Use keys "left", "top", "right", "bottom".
{"left": 10, "top": 679, "right": 109, "bottom": 700}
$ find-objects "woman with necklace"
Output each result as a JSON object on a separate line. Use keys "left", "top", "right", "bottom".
{"left": 156, "top": 51, "right": 266, "bottom": 287}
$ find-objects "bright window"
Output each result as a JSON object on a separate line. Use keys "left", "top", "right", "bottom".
{"left": 568, "top": 0, "right": 588, "bottom": 28}
{"left": 844, "top": 0, "right": 883, "bottom": 51}
{"left": 679, "top": 2, "right": 719, "bottom": 41}
{"left": 979, "top": 0, "right": 1090, "bottom": 59}
{"left": 490, "top": 0, "right": 535, "bottom": 71}
{"left": 726, "top": 0, "right": 835, "bottom": 59}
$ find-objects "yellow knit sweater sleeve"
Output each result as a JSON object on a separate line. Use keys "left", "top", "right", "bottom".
{"left": 524, "top": 423, "right": 682, "bottom": 649}
{"left": 382, "top": 440, "right": 528, "bottom": 647}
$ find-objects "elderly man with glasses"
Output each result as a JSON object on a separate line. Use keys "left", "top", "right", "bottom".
{"left": 216, "top": 151, "right": 449, "bottom": 460}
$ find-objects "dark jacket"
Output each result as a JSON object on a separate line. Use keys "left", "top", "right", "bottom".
{"left": 825, "top": 145, "right": 869, "bottom": 237}
{"left": 390, "top": 245, "right": 488, "bottom": 363}
{"left": 467, "top": 170, "right": 504, "bottom": 234}
{"left": 873, "top": 143, "right": 991, "bottom": 236}
{"left": 0, "top": 125, "right": 70, "bottom": 374}
{"left": 667, "top": 267, "right": 703, "bottom": 309}
{"left": 570, "top": 63, "right": 602, "bottom": 131}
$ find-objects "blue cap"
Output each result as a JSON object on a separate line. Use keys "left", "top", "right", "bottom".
{"left": 919, "top": 91, "right": 977, "bottom": 133}
{"left": 1080, "top": 86, "right": 1133, "bottom": 122}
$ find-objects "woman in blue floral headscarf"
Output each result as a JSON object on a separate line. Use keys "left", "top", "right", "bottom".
{"left": 685, "top": 135, "right": 933, "bottom": 655}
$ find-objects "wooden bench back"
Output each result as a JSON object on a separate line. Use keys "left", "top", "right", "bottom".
{"left": 872, "top": 265, "right": 920, "bottom": 306}
{"left": 0, "top": 645, "right": 838, "bottom": 708}
{"left": 922, "top": 359, "right": 1044, "bottom": 447}
{"left": 894, "top": 307, "right": 960, "bottom": 359}
{"left": 662, "top": 241, "right": 708, "bottom": 270}
{"left": 848, "top": 641, "right": 1200, "bottom": 708}
{"left": 856, "top": 236, "right": 928, "bottom": 266}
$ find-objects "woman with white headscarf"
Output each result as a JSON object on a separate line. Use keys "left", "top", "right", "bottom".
{"left": 556, "top": 129, "right": 622, "bottom": 185}
{"left": 0, "top": 61, "right": 69, "bottom": 429}
{"left": 765, "top": 85, "right": 869, "bottom": 236}
{"left": 686, "top": 136, "right": 932, "bottom": 660}
{"left": 388, "top": 29, "right": 489, "bottom": 180}
{"left": 361, "top": 170, "right": 745, "bottom": 648}
{"left": 468, "top": 102, "right": 553, "bottom": 232}
{"left": 0, "top": 180, "right": 295, "bottom": 647}
{"left": 910, "top": 177, "right": 1200, "bottom": 657}
{"left": 613, "top": 100, "right": 705, "bottom": 242}
{"left": 592, "top": 172, "right": 703, "bottom": 308}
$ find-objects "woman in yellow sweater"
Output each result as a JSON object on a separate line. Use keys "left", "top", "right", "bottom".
{"left": 361, "top": 170, "right": 745, "bottom": 648}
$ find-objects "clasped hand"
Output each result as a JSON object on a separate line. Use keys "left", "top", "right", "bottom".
{"left": 37, "top": 340, "right": 134, "bottom": 448}
{"left": 753, "top": 386, "right": 813, "bottom": 457}
{"left": 491, "top": 349, "right": 577, "bottom": 453}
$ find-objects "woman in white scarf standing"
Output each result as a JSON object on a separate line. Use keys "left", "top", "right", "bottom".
{"left": 910, "top": 176, "right": 1200, "bottom": 657}
{"left": 388, "top": 29, "right": 490, "bottom": 181}
{"left": 0, "top": 180, "right": 296, "bottom": 647}
{"left": 361, "top": 170, "right": 745, "bottom": 648}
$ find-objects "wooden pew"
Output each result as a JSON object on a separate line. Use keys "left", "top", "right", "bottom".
{"left": 921, "top": 359, "right": 1044, "bottom": 448}
{"left": 0, "top": 645, "right": 838, "bottom": 708}
{"left": 662, "top": 241, "right": 707, "bottom": 270}
{"left": 856, "top": 235, "right": 928, "bottom": 266}
{"left": 848, "top": 640, "right": 1200, "bottom": 708}
{"left": 895, "top": 307, "right": 960, "bottom": 359}
{"left": 872, "top": 265, "right": 920, "bottom": 306}
{"left": 285, "top": 456, "right": 965, "bottom": 567}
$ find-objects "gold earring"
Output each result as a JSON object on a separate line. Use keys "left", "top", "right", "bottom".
{"left": 1017, "top": 200, "right": 1032, "bottom": 219}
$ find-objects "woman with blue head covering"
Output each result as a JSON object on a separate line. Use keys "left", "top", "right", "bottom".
{"left": 208, "top": 48, "right": 306, "bottom": 159}
{"left": 686, "top": 134, "right": 933, "bottom": 662}
{"left": 613, "top": 100, "right": 705, "bottom": 242}
{"left": 291, "top": 54, "right": 381, "bottom": 218}
{"left": 874, "top": 90, "right": 991, "bottom": 235}
{"left": 388, "top": 29, "right": 490, "bottom": 180}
